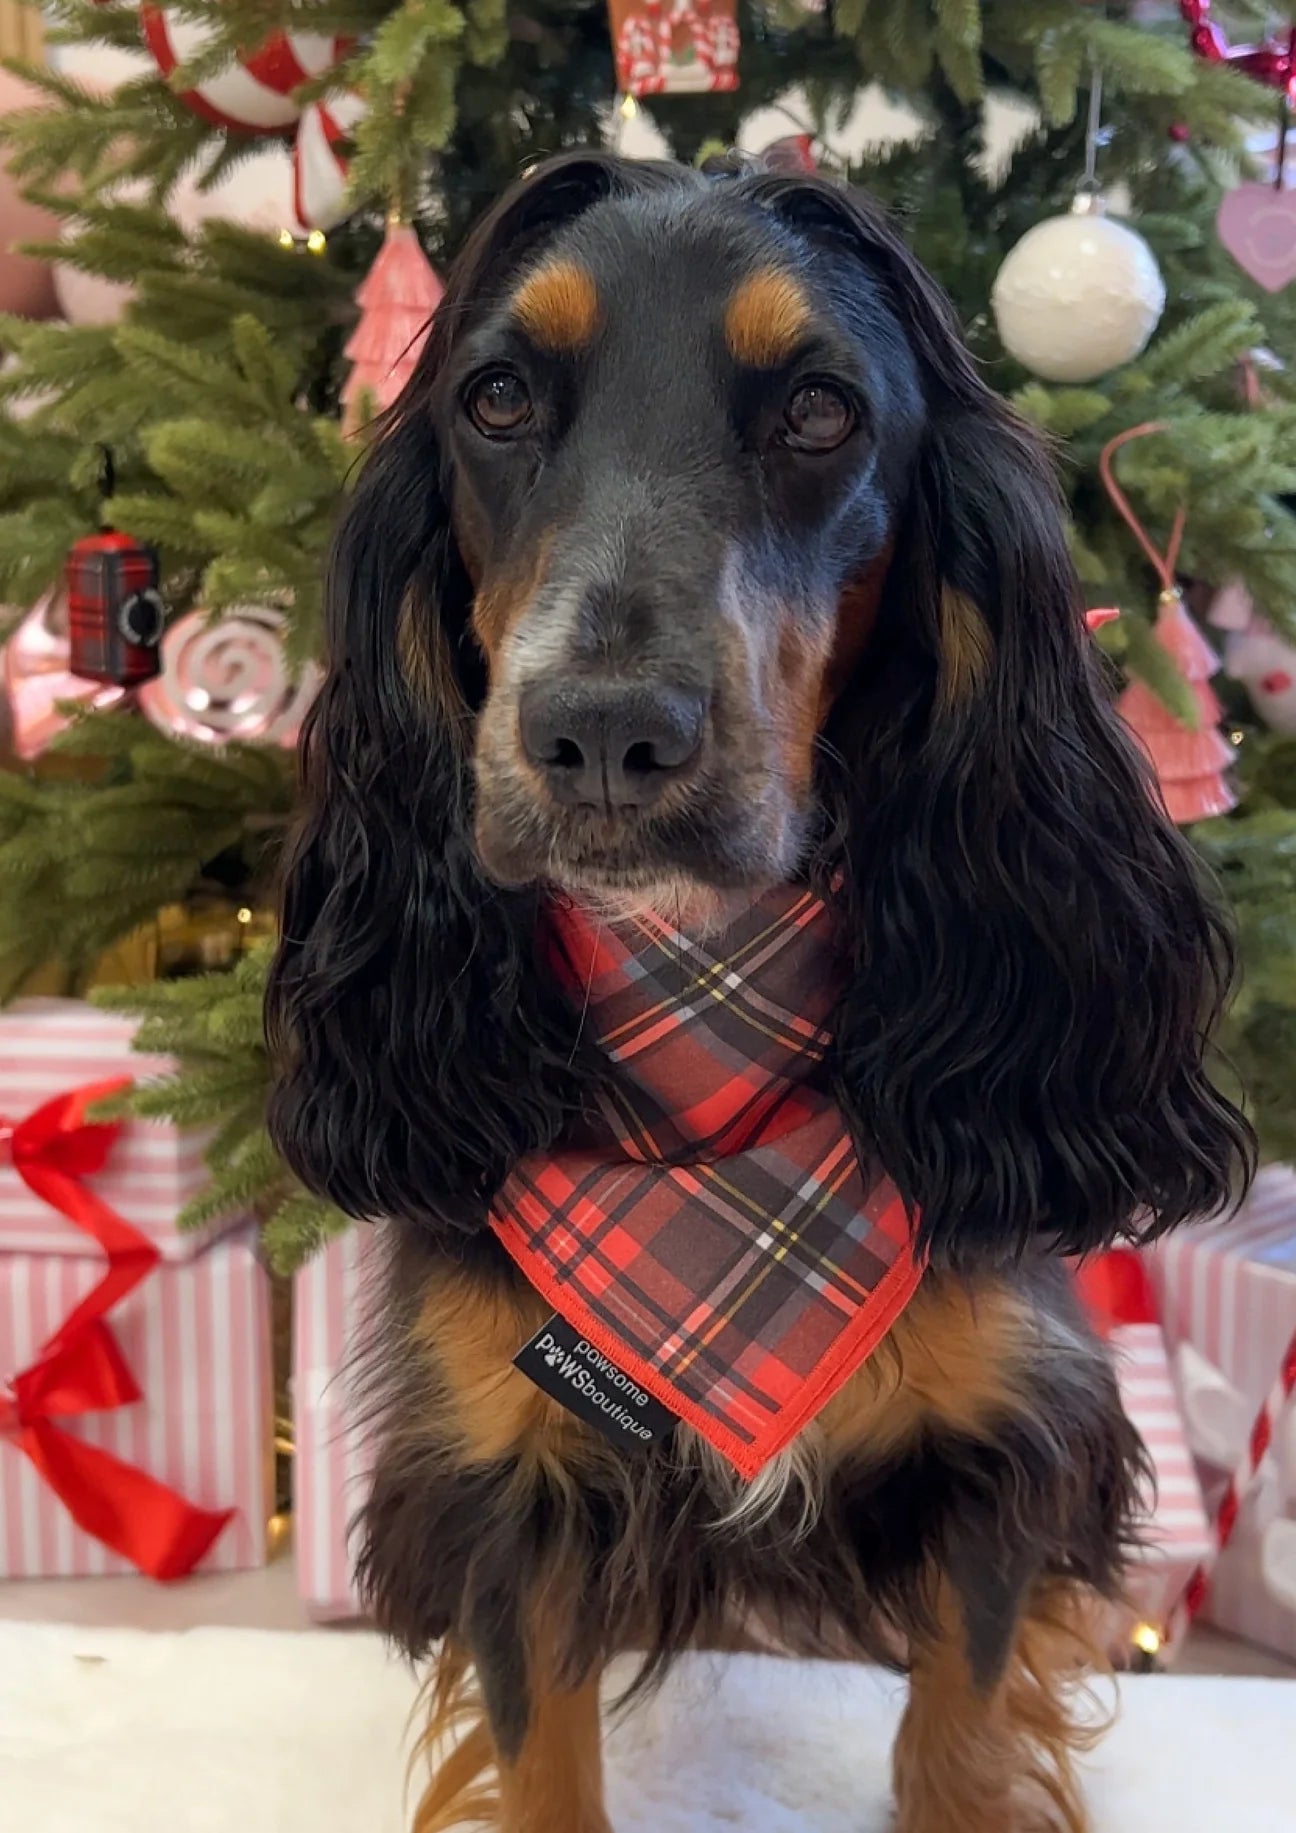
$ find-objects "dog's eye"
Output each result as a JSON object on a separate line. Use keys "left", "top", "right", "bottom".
{"left": 782, "top": 382, "right": 854, "bottom": 453}
{"left": 466, "top": 369, "right": 533, "bottom": 437}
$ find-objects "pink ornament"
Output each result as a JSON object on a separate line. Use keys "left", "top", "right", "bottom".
{"left": 1217, "top": 184, "right": 1296, "bottom": 293}
{"left": 1117, "top": 593, "right": 1236, "bottom": 825}
{"left": 1, "top": 593, "right": 127, "bottom": 760}
{"left": 138, "top": 605, "right": 319, "bottom": 747}
{"left": 0, "top": 70, "right": 61, "bottom": 320}
{"left": 341, "top": 225, "right": 443, "bottom": 425}
{"left": 140, "top": 8, "right": 348, "bottom": 135}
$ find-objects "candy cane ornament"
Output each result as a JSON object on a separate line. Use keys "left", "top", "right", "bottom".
{"left": 1165, "top": 1325, "right": 1296, "bottom": 1649}
{"left": 140, "top": 7, "right": 348, "bottom": 137}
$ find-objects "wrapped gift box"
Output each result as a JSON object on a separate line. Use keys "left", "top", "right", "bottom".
{"left": 1149, "top": 1166, "right": 1296, "bottom": 1662}
{"left": 293, "top": 1226, "right": 377, "bottom": 1620}
{"left": 1112, "top": 1320, "right": 1213, "bottom": 1658}
{"left": 1, "top": 997, "right": 272, "bottom": 1579}
{"left": 1, "top": 998, "right": 212, "bottom": 1256}
{"left": 1, "top": 1227, "right": 272, "bottom": 1578}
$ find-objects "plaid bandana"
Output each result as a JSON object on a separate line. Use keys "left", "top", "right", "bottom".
{"left": 490, "top": 886, "right": 924, "bottom": 1479}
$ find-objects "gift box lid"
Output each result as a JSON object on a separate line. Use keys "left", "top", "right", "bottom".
{"left": 0, "top": 997, "right": 219, "bottom": 1262}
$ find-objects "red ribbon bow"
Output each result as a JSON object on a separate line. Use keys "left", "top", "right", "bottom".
{"left": 1, "top": 1082, "right": 233, "bottom": 1580}
{"left": 1073, "top": 1245, "right": 1159, "bottom": 1339}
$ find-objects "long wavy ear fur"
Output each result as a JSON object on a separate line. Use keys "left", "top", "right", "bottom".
{"left": 759, "top": 179, "right": 1255, "bottom": 1265}
{"left": 265, "top": 157, "right": 670, "bottom": 1233}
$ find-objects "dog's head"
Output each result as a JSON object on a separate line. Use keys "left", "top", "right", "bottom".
{"left": 267, "top": 154, "right": 1252, "bottom": 1263}
{"left": 444, "top": 159, "right": 926, "bottom": 902}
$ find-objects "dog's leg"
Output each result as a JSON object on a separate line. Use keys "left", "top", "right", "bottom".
{"left": 410, "top": 1613, "right": 610, "bottom": 1833}
{"left": 893, "top": 1579, "right": 1102, "bottom": 1833}
{"left": 492, "top": 1658, "right": 609, "bottom": 1833}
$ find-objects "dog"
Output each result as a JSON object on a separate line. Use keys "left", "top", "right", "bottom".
{"left": 266, "top": 153, "right": 1253, "bottom": 1833}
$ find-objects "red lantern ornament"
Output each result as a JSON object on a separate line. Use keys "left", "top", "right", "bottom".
{"left": 65, "top": 530, "right": 165, "bottom": 687}
{"left": 62, "top": 449, "right": 166, "bottom": 689}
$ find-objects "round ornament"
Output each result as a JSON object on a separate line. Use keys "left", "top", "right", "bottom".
{"left": 991, "top": 202, "right": 1166, "bottom": 384}
{"left": 138, "top": 604, "right": 320, "bottom": 746}
{"left": 140, "top": 8, "right": 346, "bottom": 135}
{"left": 1, "top": 592, "right": 127, "bottom": 760}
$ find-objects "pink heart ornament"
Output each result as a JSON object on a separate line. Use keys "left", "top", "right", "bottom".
{"left": 1217, "top": 183, "right": 1296, "bottom": 293}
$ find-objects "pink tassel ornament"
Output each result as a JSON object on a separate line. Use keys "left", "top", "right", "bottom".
{"left": 341, "top": 224, "right": 444, "bottom": 429}
{"left": 1117, "top": 591, "right": 1237, "bottom": 824}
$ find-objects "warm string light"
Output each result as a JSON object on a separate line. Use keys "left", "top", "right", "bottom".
{"left": 1132, "top": 1621, "right": 1163, "bottom": 1657}
{"left": 278, "top": 229, "right": 329, "bottom": 254}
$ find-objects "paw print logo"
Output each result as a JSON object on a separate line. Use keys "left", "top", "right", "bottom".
{"left": 544, "top": 1343, "right": 565, "bottom": 1369}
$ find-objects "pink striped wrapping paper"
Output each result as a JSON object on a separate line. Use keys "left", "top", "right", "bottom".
{"left": 1, "top": 997, "right": 215, "bottom": 1259}
{"left": 1149, "top": 1166, "right": 1296, "bottom": 1662}
{"left": 0, "top": 1227, "right": 272, "bottom": 1578}
{"left": 293, "top": 1226, "right": 377, "bottom": 1620}
{"left": 1112, "top": 1320, "right": 1212, "bottom": 1658}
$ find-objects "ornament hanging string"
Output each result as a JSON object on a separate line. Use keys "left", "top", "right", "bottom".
{"left": 1098, "top": 423, "right": 1186, "bottom": 598}
{"left": 1081, "top": 60, "right": 1105, "bottom": 200}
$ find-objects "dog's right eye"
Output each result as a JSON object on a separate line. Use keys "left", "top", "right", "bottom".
{"left": 466, "top": 369, "right": 533, "bottom": 437}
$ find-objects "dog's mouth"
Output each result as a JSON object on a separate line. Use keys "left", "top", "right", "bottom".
{"left": 472, "top": 780, "right": 807, "bottom": 899}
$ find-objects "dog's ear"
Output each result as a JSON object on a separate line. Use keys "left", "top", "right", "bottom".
{"left": 761, "top": 179, "right": 1254, "bottom": 1265}
{"left": 265, "top": 157, "right": 639, "bottom": 1235}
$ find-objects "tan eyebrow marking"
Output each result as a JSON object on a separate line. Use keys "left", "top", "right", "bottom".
{"left": 724, "top": 268, "right": 812, "bottom": 368}
{"left": 511, "top": 261, "right": 601, "bottom": 352}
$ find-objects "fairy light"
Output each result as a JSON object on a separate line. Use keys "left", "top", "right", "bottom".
{"left": 277, "top": 229, "right": 295, "bottom": 250}
{"left": 237, "top": 907, "right": 253, "bottom": 926}
{"left": 1132, "top": 1622, "right": 1162, "bottom": 1658}
{"left": 618, "top": 93, "right": 639, "bottom": 121}
{"left": 306, "top": 229, "right": 327, "bottom": 255}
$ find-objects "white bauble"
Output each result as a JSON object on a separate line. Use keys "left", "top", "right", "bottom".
{"left": 1223, "top": 623, "right": 1296, "bottom": 735}
{"left": 991, "top": 206, "right": 1166, "bottom": 384}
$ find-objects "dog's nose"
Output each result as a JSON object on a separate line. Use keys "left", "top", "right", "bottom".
{"left": 519, "top": 678, "right": 706, "bottom": 809}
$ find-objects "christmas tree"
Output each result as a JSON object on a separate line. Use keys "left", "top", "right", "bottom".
{"left": 4, "top": 0, "right": 1296, "bottom": 1263}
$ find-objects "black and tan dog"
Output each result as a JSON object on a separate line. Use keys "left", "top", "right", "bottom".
{"left": 266, "top": 154, "right": 1252, "bottom": 1832}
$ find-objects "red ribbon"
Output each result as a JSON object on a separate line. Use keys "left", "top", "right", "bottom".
{"left": 1073, "top": 1245, "right": 1159, "bottom": 1338}
{"left": 1, "top": 1082, "right": 233, "bottom": 1580}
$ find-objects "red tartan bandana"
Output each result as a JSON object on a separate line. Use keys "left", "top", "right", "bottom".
{"left": 490, "top": 886, "right": 924, "bottom": 1479}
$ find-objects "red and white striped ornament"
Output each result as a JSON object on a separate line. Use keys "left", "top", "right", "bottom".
{"left": 293, "top": 91, "right": 367, "bottom": 234}
{"left": 140, "top": 6, "right": 347, "bottom": 136}
{"left": 1166, "top": 1326, "right": 1296, "bottom": 1648}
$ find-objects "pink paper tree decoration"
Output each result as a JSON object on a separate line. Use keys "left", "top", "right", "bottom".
{"left": 1117, "top": 591, "right": 1237, "bottom": 825}
{"left": 341, "top": 224, "right": 443, "bottom": 428}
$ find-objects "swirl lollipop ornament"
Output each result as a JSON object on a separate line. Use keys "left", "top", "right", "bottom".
{"left": 138, "top": 605, "right": 320, "bottom": 748}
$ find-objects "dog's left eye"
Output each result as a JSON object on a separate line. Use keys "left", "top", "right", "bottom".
{"left": 782, "top": 381, "right": 855, "bottom": 453}
{"left": 466, "top": 369, "right": 533, "bottom": 437}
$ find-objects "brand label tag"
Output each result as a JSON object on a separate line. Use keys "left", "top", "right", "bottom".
{"left": 513, "top": 1313, "right": 677, "bottom": 1452}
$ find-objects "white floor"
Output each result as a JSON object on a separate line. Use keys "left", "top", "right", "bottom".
{"left": 1, "top": 1618, "right": 1295, "bottom": 1832}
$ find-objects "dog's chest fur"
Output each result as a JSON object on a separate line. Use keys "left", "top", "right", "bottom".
{"left": 356, "top": 1229, "right": 1141, "bottom": 1704}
